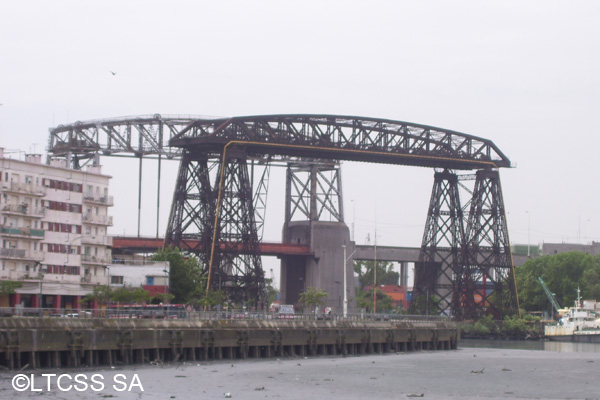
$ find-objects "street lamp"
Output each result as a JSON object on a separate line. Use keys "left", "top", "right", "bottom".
{"left": 341, "top": 244, "right": 357, "bottom": 318}
{"left": 526, "top": 211, "right": 531, "bottom": 257}
{"left": 163, "top": 269, "right": 169, "bottom": 306}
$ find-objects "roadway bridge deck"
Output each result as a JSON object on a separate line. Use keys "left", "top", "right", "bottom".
{"left": 112, "top": 236, "right": 313, "bottom": 257}
{"left": 112, "top": 237, "right": 529, "bottom": 266}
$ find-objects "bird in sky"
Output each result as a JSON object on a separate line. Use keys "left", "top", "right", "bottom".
{"left": 109, "top": 71, "right": 117, "bottom": 76}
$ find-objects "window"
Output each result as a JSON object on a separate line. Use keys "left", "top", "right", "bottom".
{"left": 111, "top": 276, "right": 124, "bottom": 284}
{"left": 146, "top": 277, "right": 155, "bottom": 285}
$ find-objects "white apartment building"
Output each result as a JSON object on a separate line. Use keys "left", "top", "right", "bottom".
{"left": 0, "top": 148, "right": 113, "bottom": 310}
{"left": 107, "top": 260, "right": 170, "bottom": 298}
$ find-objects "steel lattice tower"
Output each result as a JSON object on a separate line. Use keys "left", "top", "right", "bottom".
{"left": 165, "top": 149, "right": 265, "bottom": 305}
{"left": 416, "top": 169, "right": 518, "bottom": 319}
{"left": 416, "top": 170, "right": 465, "bottom": 316}
{"left": 461, "top": 169, "right": 518, "bottom": 319}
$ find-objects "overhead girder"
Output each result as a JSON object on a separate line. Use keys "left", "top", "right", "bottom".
{"left": 47, "top": 113, "right": 517, "bottom": 316}
{"left": 48, "top": 114, "right": 511, "bottom": 170}
{"left": 48, "top": 114, "right": 198, "bottom": 163}
{"left": 171, "top": 115, "right": 511, "bottom": 170}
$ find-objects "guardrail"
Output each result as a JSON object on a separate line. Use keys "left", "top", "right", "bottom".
{"left": 0, "top": 306, "right": 449, "bottom": 322}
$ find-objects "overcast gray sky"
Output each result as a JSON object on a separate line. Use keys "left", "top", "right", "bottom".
{"left": 1, "top": 1, "right": 599, "bottom": 259}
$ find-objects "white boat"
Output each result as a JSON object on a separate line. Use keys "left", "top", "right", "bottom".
{"left": 544, "top": 289, "right": 600, "bottom": 343}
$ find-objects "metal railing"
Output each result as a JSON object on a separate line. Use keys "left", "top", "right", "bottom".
{"left": 1, "top": 204, "right": 46, "bottom": 217}
{"left": 0, "top": 306, "right": 449, "bottom": 322}
{"left": 82, "top": 214, "right": 113, "bottom": 226}
{"left": 0, "top": 226, "right": 45, "bottom": 237}
{"left": 81, "top": 254, "right": 111, "bottom": 264}
{"left": 1, "top": 182, "right": 46, "bottom": 196}
{"left": 83, "top": 194, "right": 114, "bottom": 206}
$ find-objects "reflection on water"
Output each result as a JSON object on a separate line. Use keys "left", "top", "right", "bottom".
{"left": 460, "top": 338, "right": 600, "bottom": 353}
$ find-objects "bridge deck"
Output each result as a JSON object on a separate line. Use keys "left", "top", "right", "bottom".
{"left": 112, "top": 236, "right": 313, "bottom": 257}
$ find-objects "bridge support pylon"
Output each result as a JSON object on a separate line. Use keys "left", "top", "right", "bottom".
{"left": 165, "top": 149, "right": 265, "bottom": 306}
{"left": 461, "top": 169, "right": 518, "bottom": 319}
{"left": 280, "top": 161, "right": 356, "bottom": 313}
{"left": 415, "top": 170, "right": 465, "bottom": 316}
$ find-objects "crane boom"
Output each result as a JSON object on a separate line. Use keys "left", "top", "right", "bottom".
{"left": 538, "top": 277, "right": 561, "bottom": 313}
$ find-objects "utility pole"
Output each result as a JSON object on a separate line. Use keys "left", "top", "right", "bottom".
{"left": 373, "top": 229, "right": 377, "bottom": 314}
{"left": 342, "top": 244, "right": 347, "bottom": 317}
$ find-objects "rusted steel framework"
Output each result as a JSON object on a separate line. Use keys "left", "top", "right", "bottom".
{"left": 416, "top": 170, "right": 465, "bottom": 316}
{"left": 461, "top": 169, "right": 518, "bottom": 319}
{"left": 48, "top": 114, "right": 201, "bottom": 166}
{"left": 47, "top": 114, "right": 516, "bottom": 316}
{"left": 170, "top": 115, "right": 511, "bottom": 170}
{"left": 285, "top": 161, "right": 343, "bottom": 225}
{"left": 416, "top": 169, "right": 518, "bottom": 319}
{"left": 164, "top": 150, "right": 265, "bottom": 304}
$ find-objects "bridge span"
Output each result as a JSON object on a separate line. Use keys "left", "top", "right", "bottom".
{"left": 111, "top": 236, "right": 312, "bottom": 257}
{"left": 49, "top": 113, "right": 518, "bottom": 319}
{"left": 112, "top": 237, "right": 529, "bottom": 268}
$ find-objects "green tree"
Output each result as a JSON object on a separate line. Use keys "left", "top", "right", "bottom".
{"left": 515, "top": 251, "right": 600, "bottom": 312}
{"left": 80, "top": 285, "right": 112, "bottom": 306}
{"left": 110, "top": 286, "right": 150, "bottom": 304}
{"left": 150, "top": 292, "right": 175, "bottom": 304}
{"left": 298, "top": 287, "right": 328, "bottom": 312}
{"left": 408, "top": 293, "right": 441, "bottom": 315}
{"left": 151, "top": 247, "right": 205, "bottom": 304}
{"left": 196, "top": 289, "right": 226, "bottom": 309}
{"left": 355, "top": 260, "right": 400, "bottom": 289}
{"left": 356, "top": 288, "right": 394, "bottom": 313}
{"left": 0, "top": 280, "right": 22, "bottom": 295}
{"left": 265, "top": 278, "right": 279, "bottom": 306}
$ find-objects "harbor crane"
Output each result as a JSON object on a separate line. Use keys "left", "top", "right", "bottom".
{"left": 538, "top": 277, "right": 561, "bottom": 317}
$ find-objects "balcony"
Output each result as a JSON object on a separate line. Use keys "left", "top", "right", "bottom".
{"left": 1, "top": 204, "right": 45, "bottom": 218}
{"left": 0, "top": 248, "right": 26, "bottom": 259}
{"left": 81, "top": 235, "right": 113, "bottom": 246}
{"left": 0, "top": 270, "right": 25, "bottom": 281}
{"left": 1, "top": 182, "right": 46, "bottom": 196}
{"left": 0, "top": 248, "right": 44, "bottom": 261}
{"left": 82, "top": 214, "right": 113, "bottom": 226}
{"left": 83, "top": 194, "right": 114, "bottom": 206}
{"left": 0, "top": 226, "right": 45, "bottom": 239}
{"left": 81, "top": 255, "right": 111, "bottom": 265}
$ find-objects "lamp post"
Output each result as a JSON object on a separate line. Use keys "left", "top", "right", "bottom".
{"left": 342, "top": 245, "right": 347, "bottom": 318}
{"left": 163, "top": 268, "right": 169, "bottom": 306}
{"left": 36, "top": 261, "right": 43, "bottom": 317}
{"left": 526, "top": 211, "right": 531, "bottom": 257}
{"left": 341, "top": 244, "right": 356, "bottom": 318}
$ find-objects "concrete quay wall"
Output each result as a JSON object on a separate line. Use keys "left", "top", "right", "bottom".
{"left": 0, "top": 319, "right": 459, "bottom": 370}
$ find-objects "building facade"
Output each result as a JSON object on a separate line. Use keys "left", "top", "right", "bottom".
{"left": 107, "top": 260, "right": 170, "bottom": 298}
{"left": 0, "top": 148, "right": 113, "bottom": 310}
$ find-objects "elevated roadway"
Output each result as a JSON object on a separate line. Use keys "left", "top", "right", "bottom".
{"left": 111, "top": 237, "right": 529, "bottom": 266}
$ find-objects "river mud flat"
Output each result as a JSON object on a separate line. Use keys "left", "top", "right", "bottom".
{"left": 0, "top": 346, "right": 599, "bottom": 399}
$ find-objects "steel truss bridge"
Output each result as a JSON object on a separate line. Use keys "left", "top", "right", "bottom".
{"left": 49, "top": 114, "right": 518, "bottom": 319}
